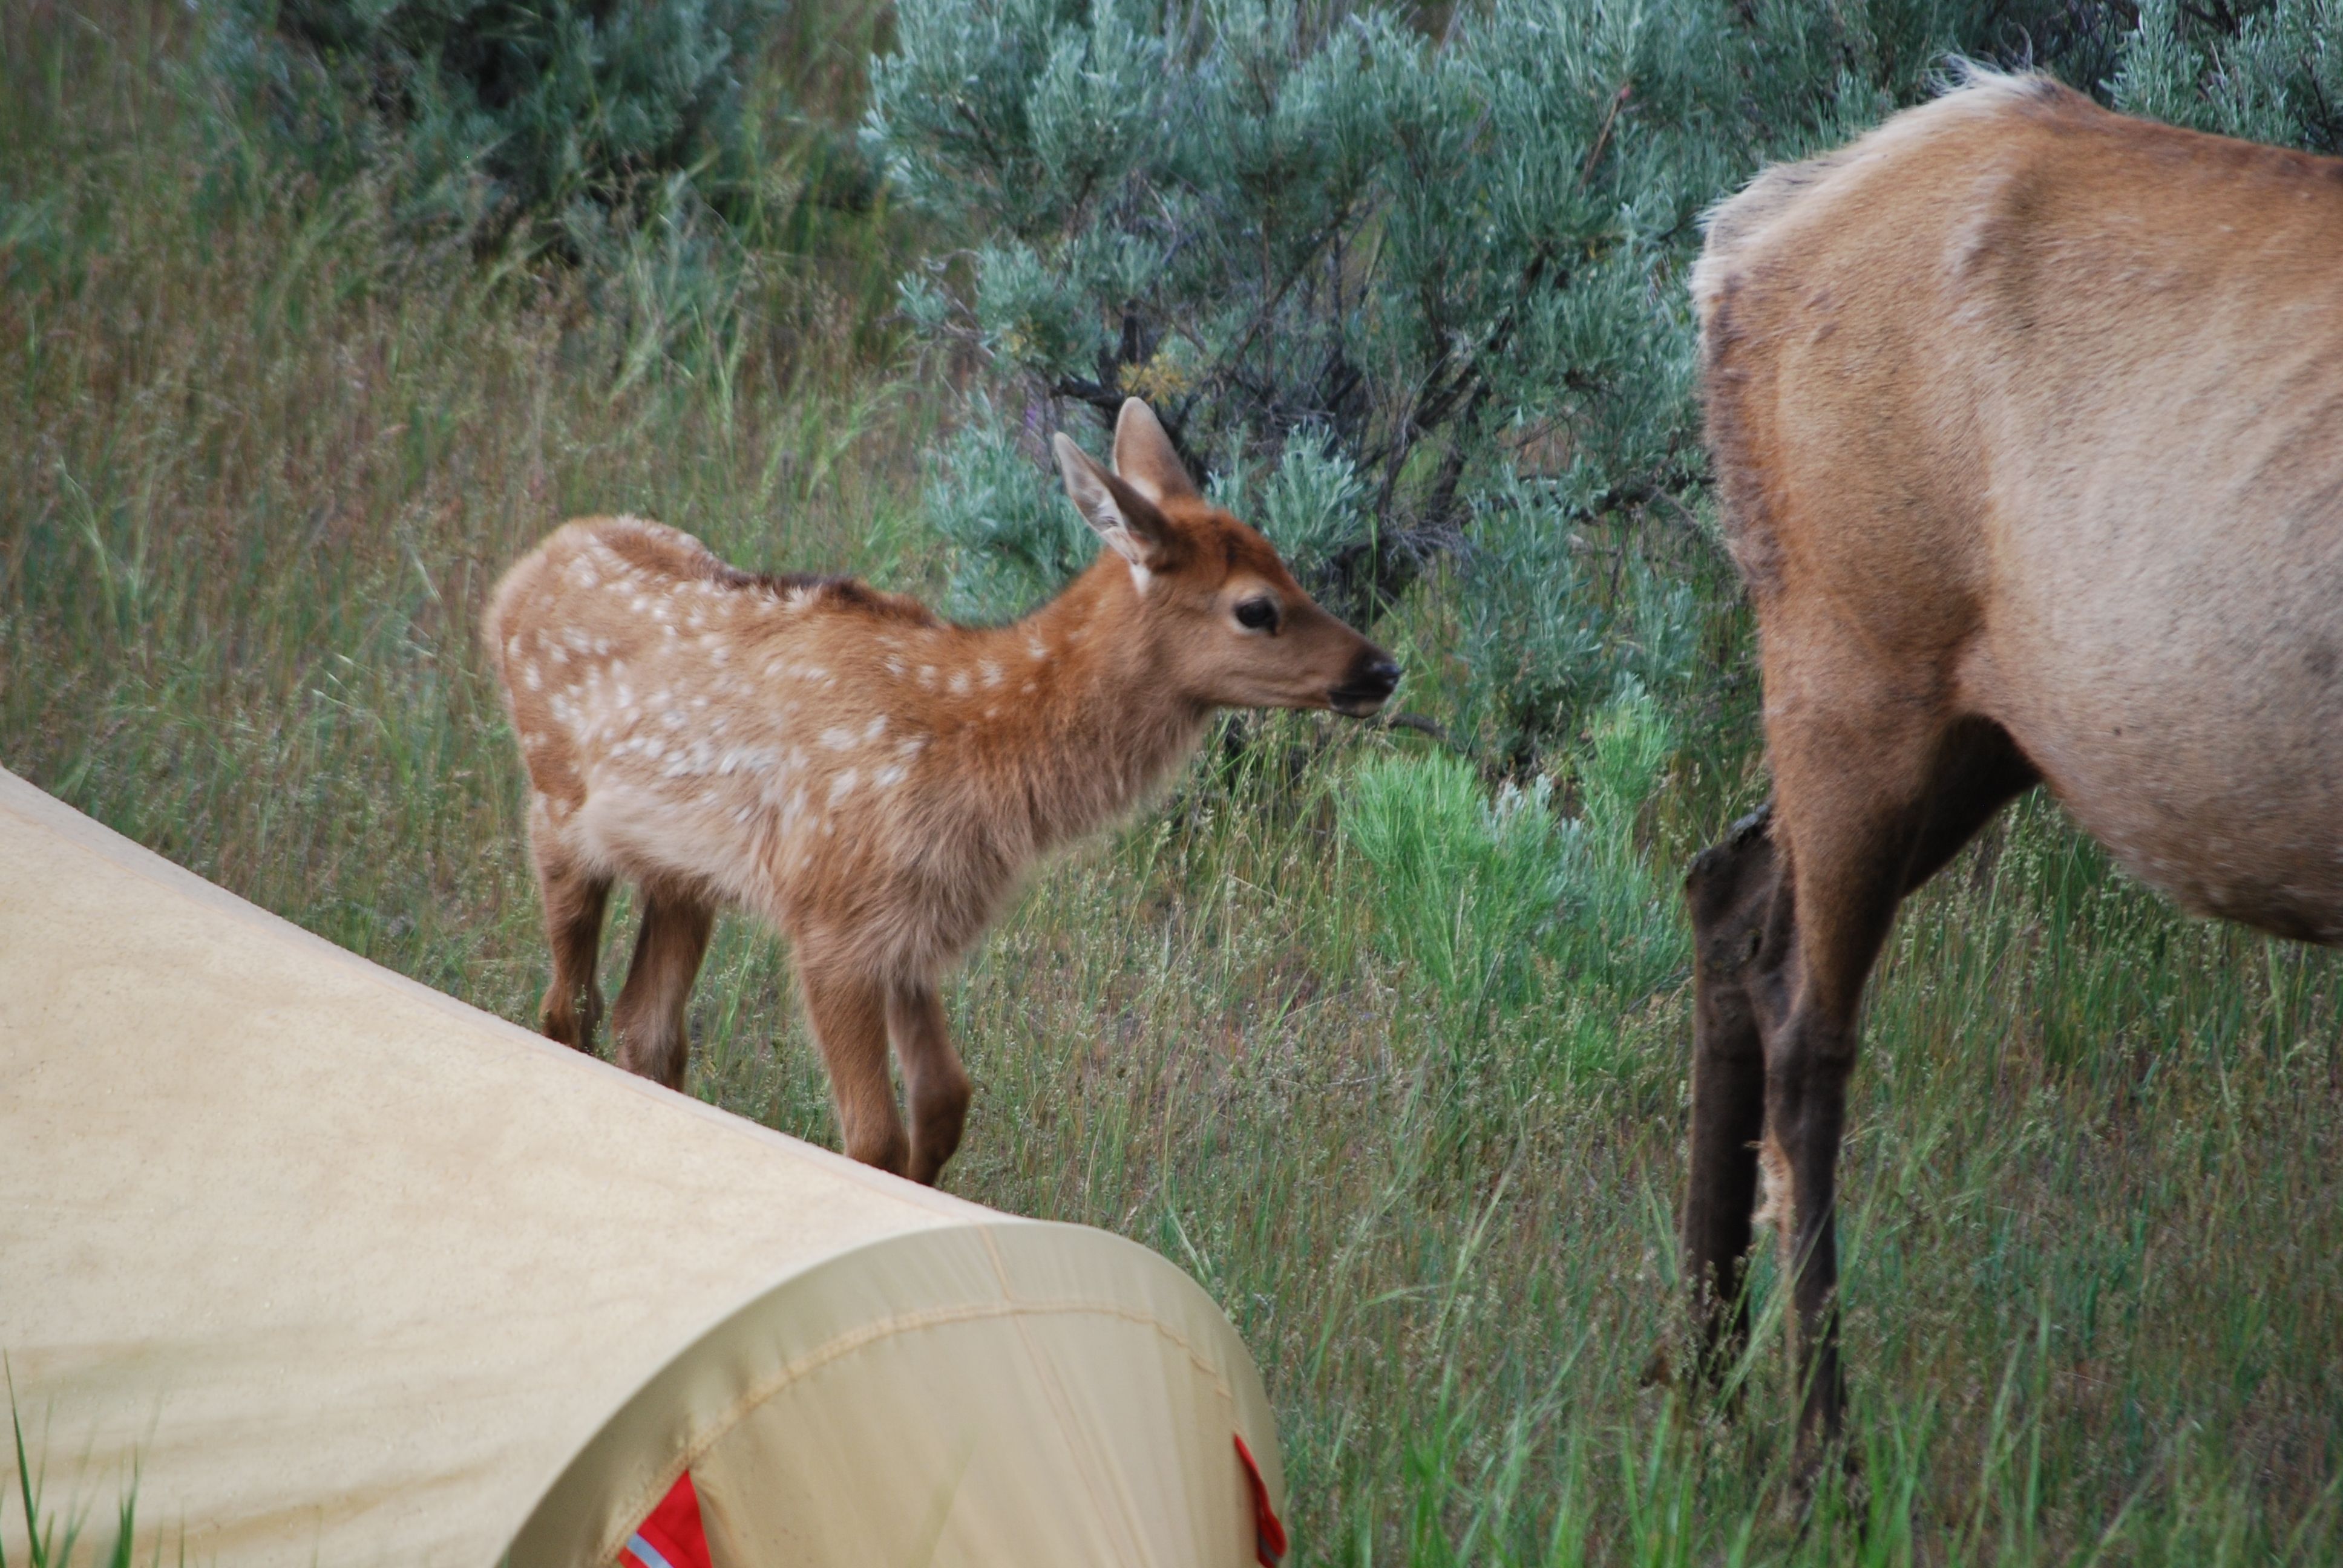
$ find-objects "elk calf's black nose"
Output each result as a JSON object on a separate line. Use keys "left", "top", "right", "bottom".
{"left": 1358, "top": 656, "right": 1400, "bottom": 696}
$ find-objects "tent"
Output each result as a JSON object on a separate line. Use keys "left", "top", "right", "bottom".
{"left": 0, "top": 767, "right": 1286, "bottom": 1566}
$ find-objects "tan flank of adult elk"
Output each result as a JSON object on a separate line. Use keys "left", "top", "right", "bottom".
{"left": 1682, "top": 68, "right": 2343, "bottom": 1475}
{"left": 485, "top": 399, "right": 1400, "bottom": 1184}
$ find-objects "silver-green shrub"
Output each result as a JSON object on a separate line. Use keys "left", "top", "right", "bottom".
{"left": 863, "top": 0, "right": 2107, "bottom": 757}
{"left": 2112, "top": 0, "right": 2343, "bottom": 151}
{"left": 208, "top": 0, "right": 805, "bottom": 253}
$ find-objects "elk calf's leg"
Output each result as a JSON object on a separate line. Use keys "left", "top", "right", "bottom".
{"left": 611, "top": 891, "right": 715, "bottom": 1091}
{"left": 888, "top": 979, "right": 973, "bottom": 1187}
{"left": 1682, "top": 803, "right": 1784, "bottom": 1387}
{"left": 798, "top": 961, "right": 909, "bottom": 1178}
{"left": 531, "top": 822, "right": 610, "bottom": 1051}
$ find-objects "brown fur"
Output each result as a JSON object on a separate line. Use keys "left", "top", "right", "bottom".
{"left": 1680, "top": 70, "right": 2343, "bottom": 1473}
{"left": 484, "top": 400, "right": 1397, "bottom": 1184}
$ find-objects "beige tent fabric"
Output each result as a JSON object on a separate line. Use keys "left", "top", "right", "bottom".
{"left": 0, "top": 767, "right": 1283, "bottom": 1566}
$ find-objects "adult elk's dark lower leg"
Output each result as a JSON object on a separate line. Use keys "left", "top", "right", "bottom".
{"left": 1682, "top": 803, "right": 1791, "bottom": 1387}
{"left": 1771, "top": 720, "right": 2040, "bottom": 1452}
{"left": 1683, "top": 719, "right": 2036, "bottom": 1471}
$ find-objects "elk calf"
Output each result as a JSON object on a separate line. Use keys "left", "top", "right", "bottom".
{"left": 486, "top": 399, "right": 1399, "bottom": 1183}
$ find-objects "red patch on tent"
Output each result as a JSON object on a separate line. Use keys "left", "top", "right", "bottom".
{"left": 1235, "top": 1433, "right": 1286, "bottom": 1565}
{"left": 618, "top": 1470, "right": 711, "bottom": 1568}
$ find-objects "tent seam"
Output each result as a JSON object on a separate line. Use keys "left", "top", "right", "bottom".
{"left": 981, "top": 1229, "right": 1150, "bottom": 1566}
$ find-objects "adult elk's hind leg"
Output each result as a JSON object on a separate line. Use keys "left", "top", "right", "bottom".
{"left": 888, "top": 979, "right": 973, "bottom": 1186}
{"left": 1682, "top": 802, "right": 1791, "bottom": 1391}
{"left": 1761, "top": 713, "right": 2037, "bottom": 1472}
{"left": 531, "top": 816, "right": 610, "bottom": 1051}
{"left": 610, "top": 889, "right": 716, "bottom": 1091}
{"left": 1682, "top": 722, "right": 2036, "bottom": 1406}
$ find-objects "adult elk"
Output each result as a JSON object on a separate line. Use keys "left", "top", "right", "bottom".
{"left": 1682, "top": 69, "right": 2343, "bottom": 1472}
{"left": 486, "top": 399, "right": 1399, "bottom": 1185}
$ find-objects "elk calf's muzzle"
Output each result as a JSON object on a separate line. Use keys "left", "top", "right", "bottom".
{"left": 1330, "top": 653, "right": 1401, "bottom": 716}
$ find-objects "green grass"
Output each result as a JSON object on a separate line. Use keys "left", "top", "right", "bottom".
{"left": 4, "top": 9, "right": 2340, "bottom": 1564}
{"left": 6, "top": 1379, "right": 139, "bottom": 1568}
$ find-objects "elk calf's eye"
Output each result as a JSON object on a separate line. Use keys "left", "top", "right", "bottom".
{"left": 1235, "top": 598, "right": 1280, "bottom": 632}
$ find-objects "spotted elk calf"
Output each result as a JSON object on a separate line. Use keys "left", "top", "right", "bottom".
{"left": 487, "top": 399, "right": 1400, "bottom": 1184}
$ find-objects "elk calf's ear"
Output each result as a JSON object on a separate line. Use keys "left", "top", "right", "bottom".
{"left": 1053, "top": 432, "right": 1172, "bottom": 570}
{"left": 1110, "top": 398, "right": 1201, "bottom": 506}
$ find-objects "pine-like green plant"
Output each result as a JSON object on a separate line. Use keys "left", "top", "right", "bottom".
{"left": 1338, "top": 686, "right": 1684, "bottom": 1027}
{"left": 1341, "top": 746, "right": 1568, "bottom": 1014}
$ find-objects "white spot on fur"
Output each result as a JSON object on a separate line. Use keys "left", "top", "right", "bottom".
{"left": 875, "top": 763, "right": 907, "bottom": 788}
{"left": 978, "top": 661, "right": 1003, "bottom": 688}
{"left": 524, "top": 664, "right": 543, "bottom": 690}
{"left": 1027, "top": 639, "right": 1047, "bottom": 661}
{"left": 948, "top": 670, "right": 971, "bottom": 695}
{"left": 1127, "top": 560, "right": 1152, "bottom": 594}
{"left": 828, "top": 769, "right": 859, "bottom": 804}
{"left": 863, "top": 715, "right": 888, "bottom": 743}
